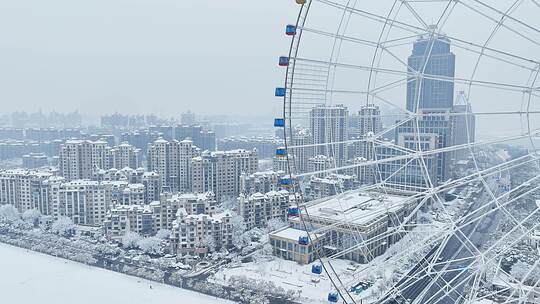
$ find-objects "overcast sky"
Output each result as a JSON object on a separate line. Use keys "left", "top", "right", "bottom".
{"left": 0, "top": 0, "right": 298, "bottom": 117}
{"left": 1, "top": 1, "right": 539, "bottom": 139}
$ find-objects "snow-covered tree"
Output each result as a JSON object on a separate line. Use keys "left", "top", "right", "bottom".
{"left": 218, "top": 196, "right": 237, "bottom": 212}
{"left": 0, "top": 204, "right": 19, "bottom": 222}
{"left": 511, "top": 261, "right": 531, "bottom": 282}
{"left": 22, "top": 209, "right": 41, "bottom": 226}
{"left": 231, "top": 213, "right": 248, "bottom": 249}
{"left": 51, "top": 216, "right": 75, "bottom": 237}
{"left": 511, "top": 261, "right": 540, "bottom": 285}
{"left": 266, "top": 218, "right": 287, "bottom": 233}
{"left": 202, "top": 235, "right": 216, "bottom": 253}
{"left": 155, "top": 229, "right": 171, "bottom": 240}
{"left": 261, "top": 243, "right": 273, "bottom": 255}
{"left": 122, "top": 231, "right": 142, "bottom": 249}
{"left": 137, "top": 236, "right": 163, "bottom": 255}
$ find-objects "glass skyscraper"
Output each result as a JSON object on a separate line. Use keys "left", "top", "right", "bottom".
{"left": 378, "top": 34, "right": 457, "bottom": 190}
{"left": 406, "top": 35, "right": 455, "bottom": 112}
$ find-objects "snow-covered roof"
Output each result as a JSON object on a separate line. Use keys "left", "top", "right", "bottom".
{"left": 270, "top": 227, "right": 324, "bottom": 242}
{"left": 300, "top": 190, "right": 413, "bottom": 228}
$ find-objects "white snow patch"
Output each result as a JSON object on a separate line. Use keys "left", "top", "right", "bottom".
{"left": 0, "top": 243, "right": 232, "bottom": 304}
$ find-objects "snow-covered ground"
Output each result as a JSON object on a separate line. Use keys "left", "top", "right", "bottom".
{"left": 212, "top": 256, "right": 352, "bottom": 303}
{"left": 0, "top": 243, "right": 232, "bottom": 304}
{"left": 211, "top": 211, "right": 454, "bottom": 304}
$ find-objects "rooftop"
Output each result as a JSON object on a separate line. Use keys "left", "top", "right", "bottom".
{"left": 270, "top": 227, "right": 324, "bottom": 242}
{"left": 300, "top": 190, "right": 413, "bottom": 227}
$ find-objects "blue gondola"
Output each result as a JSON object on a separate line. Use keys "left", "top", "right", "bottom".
{"left": 275, "top": 87, "right": 286, "bottom": 97}
{"left": 286, "top": 25, "right": 297, "bottom": 36}
{"left": 279, "top": 178, "right": 293, "bottom": 187}
{"left": 287, "top": 207, "right": 300, "bottom": 217}
{"left": 312, "top": 264, "right": 323, "bottom": 274}
{"left": 274, "top": 118, "right": 285, "bottom": 127}
{"left": 276, "top": 147, "right": 287, "bottom": 157}
{"left": 328, "top": 292, "right": 339, "bottom": 303}
{"left": 298, "top": 236, "right": 309, "bottom": 245}
{"left": 279, "top": 56, "right": 290, "bottom": 67}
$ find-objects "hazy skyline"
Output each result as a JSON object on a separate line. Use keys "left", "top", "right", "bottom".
{"left": 0, "top": 0, "right": 298, "bottom": 117}
{"left": 1, "top": 1, "right": 539, "bottom": 139}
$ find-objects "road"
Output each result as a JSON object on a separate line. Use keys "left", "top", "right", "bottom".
{"left": 382, "top": 166, "right": 509, "bottom": 304}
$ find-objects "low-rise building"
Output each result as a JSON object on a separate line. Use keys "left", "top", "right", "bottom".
{"left": 170, "top": 209, "right": 233, "bottom": 256}
{"left": 238, "top": 190, "right": 292, "bottom": 230}
{"left": 272, "top": 190, "right": 417, "bottom": 264}
{"left": 306, "top": 174, "right": 356, "bottom": 201}
{"left": 149, "top": 192, "right": 217, "bottom": 231}
{"left": 121, "top": 183, "right": 145, "bottom": 205}
{"left": 103, "top": 205, "right": 155, "bottom": 241}
{"left": 239, "top": 170, "right": 285, "bottom": 195}
{"left": 269, "top": 227, "right": 325, "bottom": 264}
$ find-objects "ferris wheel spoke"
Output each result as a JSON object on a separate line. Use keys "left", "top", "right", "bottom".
{"left": 464, "top": 0, "right": 540, "bottom": 36}
{"left": 305, "top": 154, "right": 538, "bottom": 261}
{"left": 290, "top": 57, "right": 538, "bottom": 95}
{"left": 457, "top": 0, "right": 540, "bottom": 48}
{"left": 294, "top": 131, "right": 540, "bottom": 179}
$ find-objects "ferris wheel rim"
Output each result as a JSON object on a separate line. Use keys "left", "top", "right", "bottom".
{"left": 279, "top": 1, "right": 540, "bottom": 303}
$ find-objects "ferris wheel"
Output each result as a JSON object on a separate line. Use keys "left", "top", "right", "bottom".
{"left": 274, "top": 0, "right": 540, "bottom": 303}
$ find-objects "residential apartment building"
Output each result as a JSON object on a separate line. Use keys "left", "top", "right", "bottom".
{"left": 103, "top": 205, "right": 155, "bottom": 241}
{"left": 52, "top": 180, "right": 113, "bottom": 226}
{"left": 191, "top": 149, "right": 258, "bottom": 199}
{"left": 239, "top": 170, "right": 285, "bottom": 195}
{"left": 309, "top": 105, "right": 349, "bottom": 166}
{"left": 109, "top": 142, "right": 141, "bottom": 169}
{"left": 170, "top": 209, "right": 233, "bottom": 256}
{"left": 121, "top": 183, "right": 145, "bottom": 205}
{"left": 59, "top": 140, "right": 111, "bottom": 181}
{"left": 238, "top": 190, "right": 292, "bottom": 230}
{"left": 147, "top": 138, "right": 200, "bottom": 193}
{"left": 0, "top": 169, "right": 55, "bottom": 214}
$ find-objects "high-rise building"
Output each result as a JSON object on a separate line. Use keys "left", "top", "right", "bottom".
{"left": 406, "top": 33, "right": 455, "bottom": 112}
{"left": 309, "top": 105, "right": 349, "bottom": 166}
{"left": 358, "top": 104, "right": 383, "bottom": 137}
{"left": 142, "top": 172, "right": 161, "bottom": 203}
{"left": 22, "top": 153, "right": 49, "bottom": 169}
{"left": 307, "top": 155, "right": 335, "bottom": 178}
{"left": 451, "top": 92, "right": 476, "bottom": 161}
{"left": 59, "top": 140, "right": 111, "bottom": 181}
{"left": 175, "top": 125, "right": 216, "bottom": 151}
{"left": 0, "top": 169, "right": 55, "bottom": 214}
{"left": 290, "top": 129, "right": 313, "bottom": 173}
{"left": 109, "top": 142, "right": 141, "bottom": 170}
{"left": 191, "top": 149, "right": 258, "bottom": 199}
{"left": 390, "top": 33, "right": 456, "bottom": 187}
{"left": 149, "top": 126, "right": 174, "bottom": 141}
{"left": 147, "top": 138, "right": 200, "bottom": 193}
{"left": 396, "top": 110, "right": 452, "bottom": 182}
{"left": 52, "top": 180, "right": 113, "bottom": 226}
{"left": 120, "top": 130, "right": 161, "bottom": 152}
{"left": 376, "top": 138, "right": 438, "bottom": 192}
